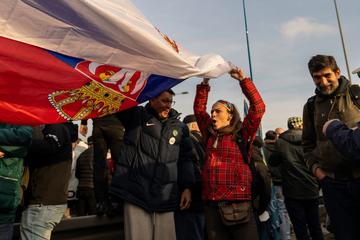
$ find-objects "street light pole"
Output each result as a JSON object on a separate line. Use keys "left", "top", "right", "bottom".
{"left": 333, "top": 0, "right": 352, "bottom": 82}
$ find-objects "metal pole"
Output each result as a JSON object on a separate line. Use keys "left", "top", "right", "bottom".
{"left": 333, "top": 0, "right": 352, "bottom": 82}
{"left": 242, "top": 0, "right": 263, "bottom": 138}
{"left": 242, "top": 0, "right": 254, "bottom": 81}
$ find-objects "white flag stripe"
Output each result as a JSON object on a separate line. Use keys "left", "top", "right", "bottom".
{"left": 0, "top": 0, "right": 230, "bottom": 79}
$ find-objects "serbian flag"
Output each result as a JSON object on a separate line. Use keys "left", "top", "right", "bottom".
{"left": 0, "top": 0, "right": 230, "bottom": 125}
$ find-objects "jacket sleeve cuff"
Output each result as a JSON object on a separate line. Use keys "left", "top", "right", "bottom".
{"left": 322, "top": 119, "right": 341, "bottom": 136}
{"left": 239, "top": 77, "right": 251, "bottom": 87}
{"left": 311, "top": 163, "right": 321, "bottom": 176}
{"left": 196, "top": 83, "right": 211, "bottom": 91}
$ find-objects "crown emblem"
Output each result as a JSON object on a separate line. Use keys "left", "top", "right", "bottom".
{"left": 155, "top": 28, "right": 179, "bottom": 53}
{"left": 48, "top": 80, "right": 125, "bottom": 121}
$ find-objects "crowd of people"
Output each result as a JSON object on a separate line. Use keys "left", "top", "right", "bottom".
{"left": 1, "top": 55, "right": 360, "bottom": 240}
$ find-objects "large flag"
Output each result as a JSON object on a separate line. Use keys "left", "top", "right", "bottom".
{"left": 0, "top": 0, "right": 230, "bottom": 125}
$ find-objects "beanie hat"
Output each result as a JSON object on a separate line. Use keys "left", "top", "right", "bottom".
{"left": 287, "top": 117, "right": 303, "bottom": 129}
{"left": 183, "top": 114, "right": 197, "bottom": 124}
{"left": 265, "top": 130, "right": 277, "bottom": 140}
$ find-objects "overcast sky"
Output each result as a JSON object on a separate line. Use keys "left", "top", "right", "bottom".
{"left": 130, "top": 0, "right": 360, "bottom": 133}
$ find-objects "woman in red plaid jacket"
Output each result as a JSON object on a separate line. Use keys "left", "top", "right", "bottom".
{"left": 193, "top": 67, "right": 265, "bottom": 240}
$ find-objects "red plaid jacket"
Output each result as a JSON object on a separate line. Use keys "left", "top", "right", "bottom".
{"left": 194, "top": 78, "right": 265, "bottom": 201}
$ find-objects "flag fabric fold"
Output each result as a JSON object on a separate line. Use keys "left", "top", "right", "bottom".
{"left": 0, "top": 0, "right": 231, "bottom": 125}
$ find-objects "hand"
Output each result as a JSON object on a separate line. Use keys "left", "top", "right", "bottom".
{"left": 179, "top": 188, "right": 192, "bottom": 210}
{"left": 229, "top": 68, "right": 246, "bottom": 81}
{"left": 0, "top": 151, "right": 4, "bottom": 158}
{"left": 201, "top": 78, "right": 210, "bottom": 85}
{"left": 79, "top": 124, "right": 88, "bottom": 136}
{"left": 314, "top": 167, "right": 326, "bottom": 180}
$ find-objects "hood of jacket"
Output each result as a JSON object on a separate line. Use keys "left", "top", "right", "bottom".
{"left": 264, "top": 141, "right": 275, "bottom": 152}
{"left": 280, "top": 129, "right": 302, "bottom": 146}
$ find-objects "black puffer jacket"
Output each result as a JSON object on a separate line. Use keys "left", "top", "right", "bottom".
{"left": 110, "top": 105, "right": 195, "bottom": 212}
{"left": 272, "top": 129, "right": 319, "bottom": 199}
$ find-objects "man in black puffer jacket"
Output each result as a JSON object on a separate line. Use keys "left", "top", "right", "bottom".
{"left": 110, "top": 89, "right": 195, "bottom": 240}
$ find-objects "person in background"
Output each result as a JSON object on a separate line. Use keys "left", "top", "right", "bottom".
{"left": 263, "top": 130, "right": 291, "bottom": 240}
{"left": 272, "top": 117, "right": 323, "bottom": 240}
{"left": 110, "top": 89, "right": 195, "bottom": 240}
{"left": 64, "top": 139, "right": 87, "bottom": 218}
{"left": 274, "top": 128, "right": 285, "bottom": 137}
{"left": 80, "top": 114, "right": 125, "bottom": 216}
{"left": 251, "top": 136, "right": 272, "bottom": 240}
{"left": 75, "top": 136, "right": 96, "bottom": 216}
{"left": 175, "top": 114, "right": 206, "bottom": 240}
{"left": 303, "top": 54, "right": 360, "bottom": 239}
{"left": 20, "top": 122, "right": 78, "bottom": 240}
{"left": 0, "top": 124, "right": 32, "bottom": 240}
{"left": 194, "top": 67, "right": 265, "bottom": 240}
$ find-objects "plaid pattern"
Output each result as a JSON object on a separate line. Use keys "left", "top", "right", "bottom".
{"left": 287, "top": 116, "right": 302, "bottom": 129}
{"left": 194, "top": 78, "right": 265, "bottom": 201}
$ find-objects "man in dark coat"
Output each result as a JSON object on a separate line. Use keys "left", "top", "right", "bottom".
{"left": 75, "top": 136, "right": 96, "bottom": 216}
{"left": 174, "top": 114, "right": 205, "bottom": 240}
{"left": 80, "top": 113, "right": 125, "bottom": 216}
{"left": 20, "top": 122, "right": 78, "bottom": 240}
{"left": 110, "top": 89, "right": 195, "bottom": 240}
{"left": 303, "top": 55, "right": 360, "bottom": 239}
{"left": 272, "top": 117, "right": 323, "bottom": 240}
{"left": 263, "top": 130, "right": 290, "bottom": 240}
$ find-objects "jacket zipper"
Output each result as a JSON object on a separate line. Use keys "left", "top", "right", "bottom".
{"left": 0, "top": 175, "right": 18, "bottom": 182}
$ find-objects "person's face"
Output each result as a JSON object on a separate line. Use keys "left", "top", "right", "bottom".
{"left": 211, "top": 103, "right": 232, "bottom": 130}
{"left": 150, "top": 91, "right": 174, "bottom": 119}
{"left": 312, "top": 67, "right": 340, "bottom": 95}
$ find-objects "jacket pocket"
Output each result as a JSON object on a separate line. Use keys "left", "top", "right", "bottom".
{"left": 0, "top": 175, "right": 20, "bottom": 211}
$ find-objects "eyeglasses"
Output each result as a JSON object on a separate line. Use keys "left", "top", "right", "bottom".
{"left": 161, "top": 99, "right": 176, "bottom": 107}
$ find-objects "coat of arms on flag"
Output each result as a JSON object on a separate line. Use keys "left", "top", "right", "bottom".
{"left": 0, "top": 0, "right": 231, "bottom": 125}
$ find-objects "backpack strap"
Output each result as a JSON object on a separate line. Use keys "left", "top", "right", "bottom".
{"left": 236, "top": 133, "right": 263, "bottom": 201}
{"left": 236, "top": 133, "right": 249, "bottom": 165}
{"left": 349, "top": 84, "right": 360, "bottom": 110}
{"left": 307, "top": 95, "right": 316, "bottom": 115}
{"left": 306, "top": 95, "right": 316, "bottom": 129}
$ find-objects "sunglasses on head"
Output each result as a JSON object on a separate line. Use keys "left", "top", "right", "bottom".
{"left": 216, "top": 100, "right": 234, "bottom": 112}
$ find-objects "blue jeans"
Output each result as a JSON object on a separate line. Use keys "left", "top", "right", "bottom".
{"left": 175, "top": 211, "right": 205, "bottom": 240}
{"left": 284, "top": 198, "right": 323, "bottom": 240}
{"left": 268, "top": 186, "right": 290, "bottom": 240}
{"left": 20, "top": 204, "right": 67, "bottom": 240}
{"left": 0, "top": 223, "right": 13, "bottom": 240}
{"left": 321, "top": 177, "right": 360, "bottom": 240}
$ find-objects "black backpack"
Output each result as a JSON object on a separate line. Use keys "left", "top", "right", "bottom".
{"left": 236, "top": 134, "right": 267, "bottom": 204}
